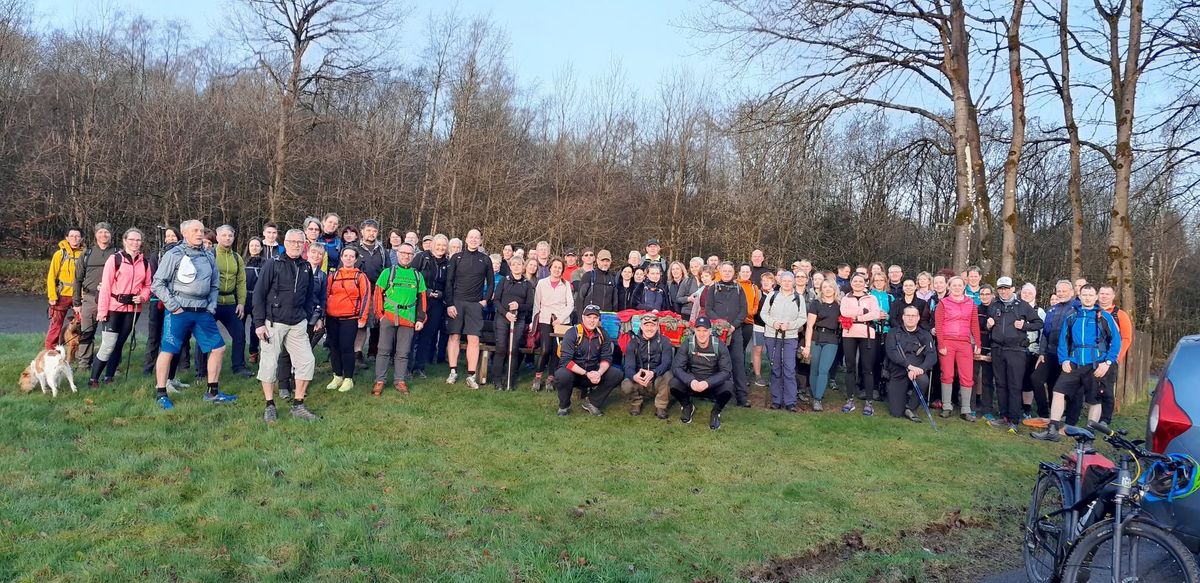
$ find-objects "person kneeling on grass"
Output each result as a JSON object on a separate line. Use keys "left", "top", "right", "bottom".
{"left": 669, "top": 317, "right": 734, "bottom": 431}
{"left": 620, "top": 312, "right": 674, "bottom": 418}
{"left": 553, "top": 304, "right": 622, "bottom": 416}
{"left": 254, "top": 229, "right": 321, "bottom": 423}
{"left": 372, "top": 243, "right": 427, "bottom": 396}
{"left": 884, "top": 306, "right": 936, "bottom": 422}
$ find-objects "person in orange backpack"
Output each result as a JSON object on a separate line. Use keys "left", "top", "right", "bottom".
{"left": 371, "top": 243, "right": 427, "bottom": 396}
{"left": 324, "top": 247, "right": 372, "bottom": 393}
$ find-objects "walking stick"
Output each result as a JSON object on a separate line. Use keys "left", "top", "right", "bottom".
{"left": 123, "top": 303, "right": 142, "bottom": 381}
{"left": 912, "top": 379, "right": 939, "bottom": 431}
{"left": 506, "top": 309, "right": 516, "bottom": 391}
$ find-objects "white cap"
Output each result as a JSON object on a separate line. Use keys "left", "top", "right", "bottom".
{"left": 996, "top": 276, "right": 1014, "bottom": 288}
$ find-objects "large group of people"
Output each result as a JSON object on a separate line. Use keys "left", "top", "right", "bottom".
{"left": 42, "top": 217, "right": 1132, "bottom": 435}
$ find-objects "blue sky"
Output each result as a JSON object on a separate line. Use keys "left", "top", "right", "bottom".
{"left": 33, "top": 0, "right": 758, "bottom": 100}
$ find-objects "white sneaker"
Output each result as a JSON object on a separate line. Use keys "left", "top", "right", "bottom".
{"left": 325, "top": 375, "right": 343, "bottom": 391}
{"left": 465, "top": 375, "right": 480, "bottom": 390}
{"left": 446, "top": 370, "right": 458, "bottom": 384}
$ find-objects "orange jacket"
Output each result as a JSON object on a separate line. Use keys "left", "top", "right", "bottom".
{"left": 325, "top": 267, "right": 371, "bottom": 326}
{"left": 1103, "top": 305, "right": 1134, "bottom": 364}
{"left": 739, "top": 280, "right": 761, "bottom": 325}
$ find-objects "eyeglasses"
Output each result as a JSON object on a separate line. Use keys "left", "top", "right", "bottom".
{"left": 305, "top": 226, "right": 320, "bottom": 230}
{"left": 284, "top": 239, "right": 305, "bottom": 244}
{"left": 398, "top": 251, "right": 413, "bottom": 256}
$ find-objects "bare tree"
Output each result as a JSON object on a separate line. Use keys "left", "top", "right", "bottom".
{"left": 1000, "top": 0, "right": 1027, "bottom": 277}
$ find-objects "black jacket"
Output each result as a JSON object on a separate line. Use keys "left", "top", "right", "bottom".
{"left": 616, "top": 280, "right": 643, "bottom": 312}
{"left": 885, "top": 326, "right": 937, "bottom": 374}
{"left": 74, "top": 244, "right": 118, "bottom": 304}
{"left": 989, "top": 296, "right": 1044, "bottom": 352}
{"left": 576, "top": 268, "right": 618, "bottom": 313}
{"left": 412, "top": 250, "right": 449, "bottom": 300}
{"left": 638, "top": 281, "right": 672, "bottom": 312}
{"left": 701, "top": 281, "right": 748, "bottom": 326}
{"left": 252, "top": 254, "right": 318, "bottom": 327}
{"left": 446, "top": 248, "right": 493, "bottom": 302}
{"left": 351, "top": 241, "right": 391, "bottom": 285}
{"left": 624, "top": 332, "right": 674, "bottom": 380}
{"left": 492, "top": 275, "right": 536, "bottom": 322}
{"left": 890, "top": 295, "right": 932, "bottom": 330}
{"left": 559, "top": 325, "right": 613, "bottom": 372}
{"left": 672, "top": 336, "right": 732, "bottom": 386}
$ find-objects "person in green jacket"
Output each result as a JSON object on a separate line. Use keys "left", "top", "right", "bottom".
{"left": 215, "top": 225, "right": 252, "bottom": 376}
{"left": 371, "top": 243, "right": 427, "bottom": 396}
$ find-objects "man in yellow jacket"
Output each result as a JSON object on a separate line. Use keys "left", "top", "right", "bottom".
{"left": 45, "top": 228, "right": 83, "bottom": 349}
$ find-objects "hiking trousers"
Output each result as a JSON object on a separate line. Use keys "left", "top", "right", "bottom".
{"left": 841, "top": 336, "right": 876, "bottom": 399}
{"left": 621, "top": 373, "right": 672, "bottom": 412}
{"left": 991, "top": 348, "right": 1026, "bottom": 422}
{"left": 553, "top": 367, "right": 622, "bottom": 410}
{"left": 376, "top": 319, "right": 415, "bottom": 384}
{"left": 258, "top": 320, "right": 316, "bottom": 383}
{"left": 668, "top": 376, "right": 733, "bottom": 412}
{"left": 45, "top": 296, "right": 73, "bottom": 350}
{"left": 886, "top": 369, "right": 928, "bottom": 418}
{"left": 765, "top": 336, "right": 798, "bottom": 407}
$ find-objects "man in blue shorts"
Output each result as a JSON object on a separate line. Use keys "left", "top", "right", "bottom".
{"left": 151, "top": 219, "right": 236, "bottom": 410}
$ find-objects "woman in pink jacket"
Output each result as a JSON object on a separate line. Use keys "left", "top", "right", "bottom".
{"left": 839, "top": 273, "right": 883, "bottom": 415}
{"left": 89, "top": 228, "right": 152, "bottom": 386}
{"left": 933, "top": 276, "right": 981, "bottom": 421}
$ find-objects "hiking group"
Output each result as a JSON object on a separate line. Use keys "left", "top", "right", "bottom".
{"left": 43, "top": 217, "right": 1131, "bottom": 434}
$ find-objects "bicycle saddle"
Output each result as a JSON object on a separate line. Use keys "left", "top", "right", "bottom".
{"left": 1064, "top": 425, "right": 1094, "bottom": 441}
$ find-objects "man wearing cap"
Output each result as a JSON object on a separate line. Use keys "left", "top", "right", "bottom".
{"left": 575, "top": 249, "right": 618, "bottom": 317}
{"left": 554, "top": 304, "right": 622, "bottom": 415}
{"left": 620, "top": 312, "right": 674, "bottom": 418}
{"left": 73, "top": 222, "right": 118, "bottom": 370}
{"left": 670, "top": 317, "right": 734, "bottom": 430}
{"left": 640, "top": 239, "right": 667, "bottom": 275}
{"left": 420, "top": 235, "right": 433, "bottom": 252}
{"left": 570, "top": 247, "right": 595, "bottom": 284}
{"left": 563, "top": 249, "right": 580, "bottom": 281}
{"left": 986, "top": 276, "right": 1043, "bottom": 431}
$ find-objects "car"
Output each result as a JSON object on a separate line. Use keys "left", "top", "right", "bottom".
{"left": 1145, "top": 334, "right": 1200, "bottom": 552}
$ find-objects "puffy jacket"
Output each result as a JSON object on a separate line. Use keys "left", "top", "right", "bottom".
{"left": 325, "top": 267, "right": 371, "bottom": 324}
{"left": 760, "top": 290, "right": 806, "bottom": 340}
{"left": 534, "top": 278, "right": 574, "bottom": 325}
{"left": 624, "top": 332, "right": 674, "bottom": 380}
{"left": 638, "top": 281, "right": 672, "bottom": 312}
{"left": 616, "top": 280, "right": 643, "bottom": 312}
{"left": 559, "top": 324, "right": 613, "bottom": 372}
{"left": 988, "top": 295, "right": 1044, "bottom": 352}
{"left": 46, "top": 240, "right": 81, "bottom": 301}
{"left": 73, "top": 244, "right": 118, "bottom": 305}
{"left": 252, "top": 254, "right": 318, "bottom": 327}
{"left": 701, "top": 281, "right": 748, "bottom": 327}
{"left": 373, "top": 265, "right": 427, "bottom": 328}
{"left": 215, "top": 245, "right": 247, "bottom": 307}
{"left": 576, "top": 269, "right": 619, "bottom": 313}
{"left": 869, "top": 288, "right": 892, "bottom": 333}
{"left": 152, "top": 243, "right": 219, "bottom": 313}
{"left": 934, "top": 294, "right": 979, "bottom": 344}
{"left": 885, "top": 326, "right": 937, "bottom": 373}
{"left": 1058, "top": 305, "right": 1121, "bottom": 367}
{"left": 739, "top": 280, "right": 761, "bottom": 325}
{"left": 97, "top": 251, "right": 152, "bottom": 320}
{"left": 492, "top": 274, "right": 536, "bottom": 322}
{"left": 672, "top": 335, "right": 731, "bottom": 386}
{"left": 839, "top": 292, "right": 882, "bottom": 340}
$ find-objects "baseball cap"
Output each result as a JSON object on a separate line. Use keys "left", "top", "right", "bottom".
{"left": 646, "top": 238, "right": 661, "bottom": 246}
{"left": 422, "top": 234, "right": 433, "bottom": 242}
{"left": 564, "top": 248, "right": 577, "bottom": 257}
{"left": 693, "top": 316, "right": 712, "bottom": 329}
{"left": 596, "top": 250, "right": 612, "bottom": 261}
{"left": 996, "top": 276, "right": 1014, "bottom": 288}
{"left": 582, "top": 304, "right": 602, "bottom": 316}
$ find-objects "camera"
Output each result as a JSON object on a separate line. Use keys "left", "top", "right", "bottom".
{"left": 115, "top": 293, "right": 137, "bottom": 305}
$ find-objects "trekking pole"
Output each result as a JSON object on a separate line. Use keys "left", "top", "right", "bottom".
{"left": 123, "top": 304, "right": 142, "bottom": 381}
{"left": 506, "top": 309, "right": 516, "bottom": 391}
{"left": 912, "top": 379, "right": 939, "bottom": 431}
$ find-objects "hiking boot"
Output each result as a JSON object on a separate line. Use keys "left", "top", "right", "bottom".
{"left": 556, "top": 407, "right": 570, "bottom": 416}
{"left": 156, "top": 395, "right": 174, "bottom": 410}
{"left": 983, "top": 413, "right": 997, "bottom": 424}
{"left": 395, "top": 381, "right": 409, "bottom": 395}
{"left": 1008, "top": 423, "right": 1019, "bottom": 435}
{"left": 987, "top": 416, "right": 1007, "bottom": 428}
{"left": 446, "top": 370, "right": 458, "bottom": 385}
{"left": 931, "top": 399, "right": 943, "bottom": 410}
{"left": 372, "top": 381, "right": 384, "bottom": 396}
{"left": 812, "top": 400, "right": 823, "bottom": 412}
{"left": 1031, "top": 422, "right": 1062, "bottom": 442}
{"left": 786, "top": 405, "right": 798, "bottom": 413}
{"left": 326, "top": 376, "right": 344, "bottom": 391}
{"left": 738, "top": 402, "right": 752, "bottom": 408}
{"left": 102, "top": 377, "right": 115, "bottom": 385}
{"left": 168, "top": 378, "right": 189, "bottom": 391}
{"left": 263, "top": 404, "right": 277, "bottom": 423}
{"left": 904, "top": 408, "right": 921, "bottom": 423}
{"left": 493, "top": 380, "right": 506, "bottom": 391}
{"left": 629, "top": 405, "right": 641, "bottom": 416}
{"left": 681, "top": 402, "right": 696, "bottom": 424}
{"left": 769, "top": 403, "right": 781, "bottom": 410}
{"left": 798, "top": 390, "right": 812, "bottom": 404}
{"left": 290, "top": 403, "right": 319, "bottom": 421}
{"left": 939, "top": 409, "right": 953, "bottom": 418}
{"left": 337, "top": 378, "right": 354, "bottom": 393}
{"left": 710, "top": 409, "right": 722, "bottom": 430}
{"left": 249, "top": 352, "right": 259, "bottom": 364}
{"left": 754, "top": 375, "right": 766, "bottom": 387}
{"left": 203, "top": 391, "right": 237, "bottom": 404}
{"left": 413, "top": 369, "right": 427, "bottom": 379}
{"left": 841, "top": 399, "right": 856, "bottom": 414}
{"left": 279, "top": 388, "right": 292, "bottom": 401}
{"left": 531, "top": 376, "right": 542, "bottom": 392}
{"left": 580, "top": 399, "right": 602, "bottom": 416}
{"left": 88, "top": 379, "right": 99, "bottom": 389}
{"left": 960, "top": 412, "right": 978, "bottom": 423}
{"left": 654, "top": 408, "right": 668, "bottom": 420}
{"left": 863, "top": 402, "right": 874, "bottom": 417}
{"left": 465, "top": 375, "right": 480, "bottom": 390}
{"left": 233, "top": 368, "right": 254, "bottom": 378}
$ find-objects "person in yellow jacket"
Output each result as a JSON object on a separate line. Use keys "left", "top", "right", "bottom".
{"left": 44, "top": 228, "right": 83, "bottom": 349}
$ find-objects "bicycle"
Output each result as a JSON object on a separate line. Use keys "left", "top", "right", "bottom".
{"left": 1059, "top": 421, "right": 1199, "bottom": 582}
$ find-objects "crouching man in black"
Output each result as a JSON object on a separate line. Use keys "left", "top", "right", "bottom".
{"left": 554, "top": 304, "right": 623, "bottom": 416}
{"left": 669, "top": 317, "right": 734, "bottom": 430}
{"left": 884, "top": 305, "right": 936, "bottom": 422}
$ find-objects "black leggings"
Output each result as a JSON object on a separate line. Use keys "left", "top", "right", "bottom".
{"left": 841, "top": 336, "right": 877, "bottom": 399}
{"left": 91, "top": 311, "right": 137, "bottom": 381}
{"left": 326, "top": 317, "right": 359, "bottom": 378}
{"left": 536, "top": 323, "right": 559, "bottom": 375}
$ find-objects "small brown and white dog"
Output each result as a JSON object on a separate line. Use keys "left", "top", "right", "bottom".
{"left": 19, "top": 345, "right": 78, "bottom": 397}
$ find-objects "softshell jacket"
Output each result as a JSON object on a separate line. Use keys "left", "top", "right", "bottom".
{"left": 839, "top": 293, "right": 882, "bottom": 340}
{"left": 252, "top": 254, "right": 318, "bottom": 327}
{"left": 73, "top": 244, "right": 118, "bottom": 305}
{"left": 739, "top": 280, "right": 762, "bottom": 325}
{"left": 760, "top": 290, "right": 807, "bottom": 340}
{"left": 988, "top": 295, "right": 1044, "bottom": 352}
{"left": 46, "top": 240, "right": 81, "bottom": 302}
{"left": 1041, "top": 302, "right": 1074, "bottom": 358}
{"left": 869, "top": 288, "right": 892, "bottom": 334}
{"left": 701, "top": 281, "right": 748, "bottom": 328}
{"left": 1102, "top": 305, "right": 1134, "bottom": 364}
{"left": 576, "top": 269, "right": 619, "bottom": 313}
{"left": 97, "top": 251, "right": 152, "bottom": 320}
{"left": 152, "top": 243, "right": 219, "bottom": 313}
{"left": 624, "top": 332, "right": 674, "bottom": 379}
{"left": 934, "top": 294, "right": 980, "bottom": 344}
{"left": 672, "top": 336, "right": 731, "bottom": 386}
{"left": 1058, "top": 305, "right": 1121, "bottom": 367}
{"left": 885, "top": 326, "right": 937, "bottom": 374}
{"left": 215, "top": 245, "right": 247, "bottom": 307}
{"left": 374, "top": 265, "right": 427, "bottom": 328}
{"left": 534, "top": 278, "right": 574, "bottom": 325}
{"left": 638, "top": 281, "right": 672, "bottom": 312}
{"left": 559, "top": 324, "right": 613, "bottom": 372}
{"left": 492, "top": 275, "right": 536, "bottom": 323}
{"left": 325, "top": 267, "right": 371, "bottom": 325}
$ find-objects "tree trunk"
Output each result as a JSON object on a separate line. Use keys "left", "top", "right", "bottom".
{"left": 947, "top": 0, "right": 975, "bottom": 272}
{"left": 1000, "top": 0, "right": 1026, "bottom": 277}
{"left": 1058, "top": 0, "right": 1085, "bottom": 281}
{"left": 1104, "top": 0, "right": 1142, "bottom": 315}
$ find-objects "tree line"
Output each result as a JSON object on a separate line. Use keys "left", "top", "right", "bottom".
{"left": 0, "top": 0, "right": 1197, "bottom": 357}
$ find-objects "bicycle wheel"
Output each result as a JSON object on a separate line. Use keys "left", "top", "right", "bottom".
{"left": 1025, "top": 472, "right": 1071, "bottom": 583}
{"left": 1062, "top": 519, "right": 1200, "bottom": 582}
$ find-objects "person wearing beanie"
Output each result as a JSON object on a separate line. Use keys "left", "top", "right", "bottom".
{"left": 72, "top": 221, "right": 118, "bottom": 370}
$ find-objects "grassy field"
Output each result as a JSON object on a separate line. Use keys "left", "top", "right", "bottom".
{"left": 0, "top": 331, "right": 1083, "bottom": 582}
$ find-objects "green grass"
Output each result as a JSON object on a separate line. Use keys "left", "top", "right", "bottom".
{"left": 0, "top": 332, "right": 1073, "bottom": 582}
{"left": 0, "top": 259, "right": 45, "bottom": 295}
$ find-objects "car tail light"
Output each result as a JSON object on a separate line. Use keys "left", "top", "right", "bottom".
{"left": 1150, "top": 377, "right": 1192, "bottom": 453}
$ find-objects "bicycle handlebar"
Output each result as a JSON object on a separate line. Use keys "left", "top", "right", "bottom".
{"left": 1088, "top": 421, "right": 1175, "bottom": 465}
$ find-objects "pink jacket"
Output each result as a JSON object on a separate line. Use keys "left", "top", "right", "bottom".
{"left": 98, "top": 251, "right": 152, "bottom": 320}
{"left": 839, "top": 293, "right": 881, "bottom": 339}
{"left": 934, "top": 294, "right": 980, "bottom": 344}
